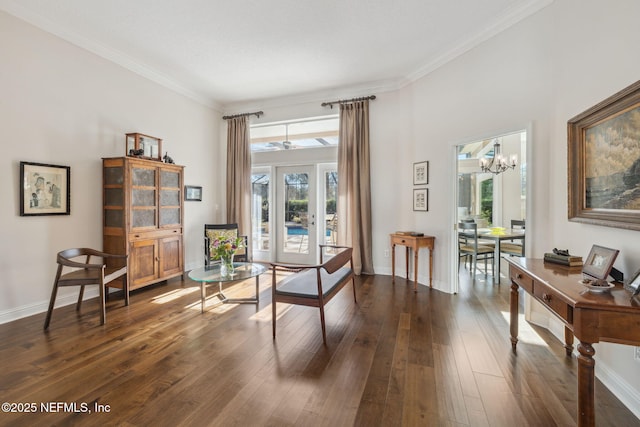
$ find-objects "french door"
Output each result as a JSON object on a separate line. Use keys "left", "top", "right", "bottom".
{"left": 275, "top": 165, "right": 317, "bottom": 264}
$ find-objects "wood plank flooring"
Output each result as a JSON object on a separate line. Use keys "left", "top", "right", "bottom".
{"left": 0, "top": 267, "right": 638, "bottom": 426}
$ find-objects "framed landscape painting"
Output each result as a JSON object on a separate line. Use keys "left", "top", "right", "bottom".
{"left": 568, "top": 80, "right": 640, "bottom": 230}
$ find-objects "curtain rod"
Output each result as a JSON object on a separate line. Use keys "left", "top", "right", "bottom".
{"left": 222, "top": 111, "right": 263, "bottom": 120}
{"left": 321, "top": 95, "right": 376, "bottom": 108}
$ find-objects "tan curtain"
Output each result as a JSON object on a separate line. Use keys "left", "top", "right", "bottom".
{"left": 337, "top": 101, "right": 374, "bottom": 275}
{"left": 226, "top": 116, "right": 251, "bottom": 239}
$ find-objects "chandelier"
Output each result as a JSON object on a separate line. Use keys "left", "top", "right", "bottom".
{"left": 479, "top": 139, "right": 517, "bottom": 175}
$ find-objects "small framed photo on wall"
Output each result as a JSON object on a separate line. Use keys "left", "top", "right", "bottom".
{"left": 413, "top": 161, "right": 428, "bottom": 185}
{"left": 413, "top": 188, "right": 428, "bottom": 211}
{"left": 185, "top": 185, "right": 203, "bottom": 201}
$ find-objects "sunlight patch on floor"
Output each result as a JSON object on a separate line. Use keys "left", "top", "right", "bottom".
{"left": 248, "top": 303, "right": 292, "bottom": 322}
{"left": 151, "top": 287, "right": 199, "bottom": 304}
{"left": 500, "top": 311, "right": 548, "bottom": 347}
{"left": 185, "top": 297, "right": 236, "bottom": 314}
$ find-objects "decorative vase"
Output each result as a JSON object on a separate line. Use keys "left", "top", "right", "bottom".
{"left": 220, "top": 253, "right": 235, "bottom": 276}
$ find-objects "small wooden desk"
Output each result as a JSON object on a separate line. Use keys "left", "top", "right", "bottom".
{"left": 506, "top": 257, "right": 640, "bottom": 427}
{"left": 390, "top": 233, "right": 435, "bottom": 291}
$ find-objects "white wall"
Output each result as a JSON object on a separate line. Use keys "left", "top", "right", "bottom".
{"left": 0, "top": 11, "right": 221, "bottom": 322}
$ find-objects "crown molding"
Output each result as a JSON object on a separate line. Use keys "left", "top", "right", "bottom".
{"left": 406, "top": 0, "right": 555, "bottom": 83}
{"left": 0, "top": 0, "right": 222, "bottom": 111}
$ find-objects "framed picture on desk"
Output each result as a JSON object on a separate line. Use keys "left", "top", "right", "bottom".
{"left": 624, "top": 269, "right": 640, "bottom": 298}
{"left": 582, "top": 244, "right": 619, "bottom": 280}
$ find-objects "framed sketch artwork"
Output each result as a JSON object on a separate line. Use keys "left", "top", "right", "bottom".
{"left": 413, "top": 188, "right": 428, "bottom": 211}
{"left": 20, "top": 161, "right": 70, "bottom": 216}
{"left": 413, "top": 161, "right": 429, "bottom": 185}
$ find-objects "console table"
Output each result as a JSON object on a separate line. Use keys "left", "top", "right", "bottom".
{"left": 506, "top": 257, "right": 640, "bottom": 427}
{"left": 390, "top": 233, "right": 435, "bottom": 290}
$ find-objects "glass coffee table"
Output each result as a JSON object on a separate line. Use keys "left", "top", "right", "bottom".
{"left": 188, "top": 262, "right": 268, "bottom": 313}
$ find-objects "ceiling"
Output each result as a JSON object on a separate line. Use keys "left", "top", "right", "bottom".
{"left": 1, "top": 0, "right": 552, "bottom": 110}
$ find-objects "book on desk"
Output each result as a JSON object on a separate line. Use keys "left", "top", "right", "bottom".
{"left": 543, "top": 252, "right": 583, "bottom": 267}
{"left": 395, "top": 231, "right": 424, "bottom": 237}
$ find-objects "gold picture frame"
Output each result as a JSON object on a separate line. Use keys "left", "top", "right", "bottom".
{"left": 568, "top": 80, "right": 640, "bottom": 230}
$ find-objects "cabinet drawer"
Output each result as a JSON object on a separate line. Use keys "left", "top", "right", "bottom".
{"left": 533, "top": 281, "right": 573, "bottom": 325}
{"left": 130, "top": 228, "right": 182, "bottom": 240}
{"left": 510, "top": 265, "right": 533, "bottom": 293}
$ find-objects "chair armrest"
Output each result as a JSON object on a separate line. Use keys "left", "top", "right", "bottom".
{"left": 58, "top": 259, "right": 105, "bottom": 269}
{"left": 319, "top": 244, "right": 350, "bottom": 250}
{"left": 270, "top": 262, "right": 320, "bottom": 271}
{"left": 81, "top": 248, "right": 127, "bottom": 260}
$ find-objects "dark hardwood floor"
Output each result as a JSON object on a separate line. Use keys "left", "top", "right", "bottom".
{"left": 1, "top": 265, "right": 638, "bottom": 426}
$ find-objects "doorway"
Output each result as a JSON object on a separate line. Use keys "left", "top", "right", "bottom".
{"left": 454, "top": 129, "right": 529, "bottom": 289}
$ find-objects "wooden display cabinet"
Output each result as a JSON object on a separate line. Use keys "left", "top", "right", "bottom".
{"left": 126, "top": 133, "right": 162, "bottom": 161}
{"left": 103, "top": 156, "right": 184, "bottom": 290}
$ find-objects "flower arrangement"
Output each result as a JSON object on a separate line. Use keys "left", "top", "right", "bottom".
{"left": 211, "top": 235, "right": 244, "bottom": 276}
{"left": 211, "top": 236, "right": 244, "bottom": 261}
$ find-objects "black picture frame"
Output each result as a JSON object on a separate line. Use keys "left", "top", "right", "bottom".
{"left": 20, "top": 161, "right": 70, "bottom": 216}
{"left": 582, "top": 244, "right": 619, "bottom": 280}
{"left": 185, "top": 185, "right": 202, "bottom": 201}
{"left": 413, "top": 161, "right": 429, "bottom": 185}
{"left": 413, "top": 188, "right": 428, "bottom": 211}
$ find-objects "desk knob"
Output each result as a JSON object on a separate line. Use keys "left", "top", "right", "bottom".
{"left": 542, "top": 293, "right": 551, "bottom": 303}
{"left": 516, "top": 273, "right": 522, "bottom": 279}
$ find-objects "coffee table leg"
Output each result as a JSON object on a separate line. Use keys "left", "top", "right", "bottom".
{"left": 201, "top": 281, "right": 206, "bottom": 313}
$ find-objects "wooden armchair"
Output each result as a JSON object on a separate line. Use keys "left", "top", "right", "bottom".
{"left": 270, "top": 245, "right": 356, "bottom": 345}
{"left": 44, "top": 248, "right": 128, "bottom": 329}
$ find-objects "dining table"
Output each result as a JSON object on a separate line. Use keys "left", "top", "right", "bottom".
{"left": 477, "top": 228, "right": 525, "bottom": 284}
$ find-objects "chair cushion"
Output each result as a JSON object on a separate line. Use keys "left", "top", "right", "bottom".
{"left": 276, "top": 267, "right": 352, "bottom": 300}
{"left": 500, "top": 243, "right": 523, "bottom": 255}
{"left": 459, "top": 245, "right": 494, "bottom": 255}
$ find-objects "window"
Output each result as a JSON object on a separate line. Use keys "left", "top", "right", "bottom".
{"left": 250, "top": 116, "right": 338, "bottom": 152}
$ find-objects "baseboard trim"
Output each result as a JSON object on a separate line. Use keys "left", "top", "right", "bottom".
{"left": 596, "top": 358, "right": 640, "bottom": 420}
{"left": 0, "top": 289, "right": 99, "bottom": 325}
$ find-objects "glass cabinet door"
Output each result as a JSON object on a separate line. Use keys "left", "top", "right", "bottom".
{"left": 131, "top": 165, "right": 157, "bottom": 229}
{"left": 159, "top": 169, "right": 181, "bottom": 227}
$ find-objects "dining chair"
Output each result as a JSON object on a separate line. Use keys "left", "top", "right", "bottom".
{"left": 44, "top": 248, "right": 128, "bottom": 329}
{"left": 500, "top": 219, "right": 525, "bottom": 257}
{"left": 458, "top": 222, "right": 495, "bottom": 277}
{"left": 204, "top": 223, "right": 248, "bottom": 266}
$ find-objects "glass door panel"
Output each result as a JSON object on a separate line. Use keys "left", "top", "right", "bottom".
{"left": 251, "top": 172, "right": 270, "bottom": 255}
{"left": 276, "top": 166, "right": 316, "bottom": 264}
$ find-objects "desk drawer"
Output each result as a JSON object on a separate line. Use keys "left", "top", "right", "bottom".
{"left": 533, "top": 281, "right": 573, "bottom": 325}
{"left": 391, "top": 235, "right": 413, "bottom": 246}
{"left": 510, "top": 265, "right": 533, "bottom": 293}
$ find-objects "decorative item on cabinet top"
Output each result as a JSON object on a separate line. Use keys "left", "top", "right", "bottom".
{"left": 126, "top": 133, "right": 162, "bottom": 161}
